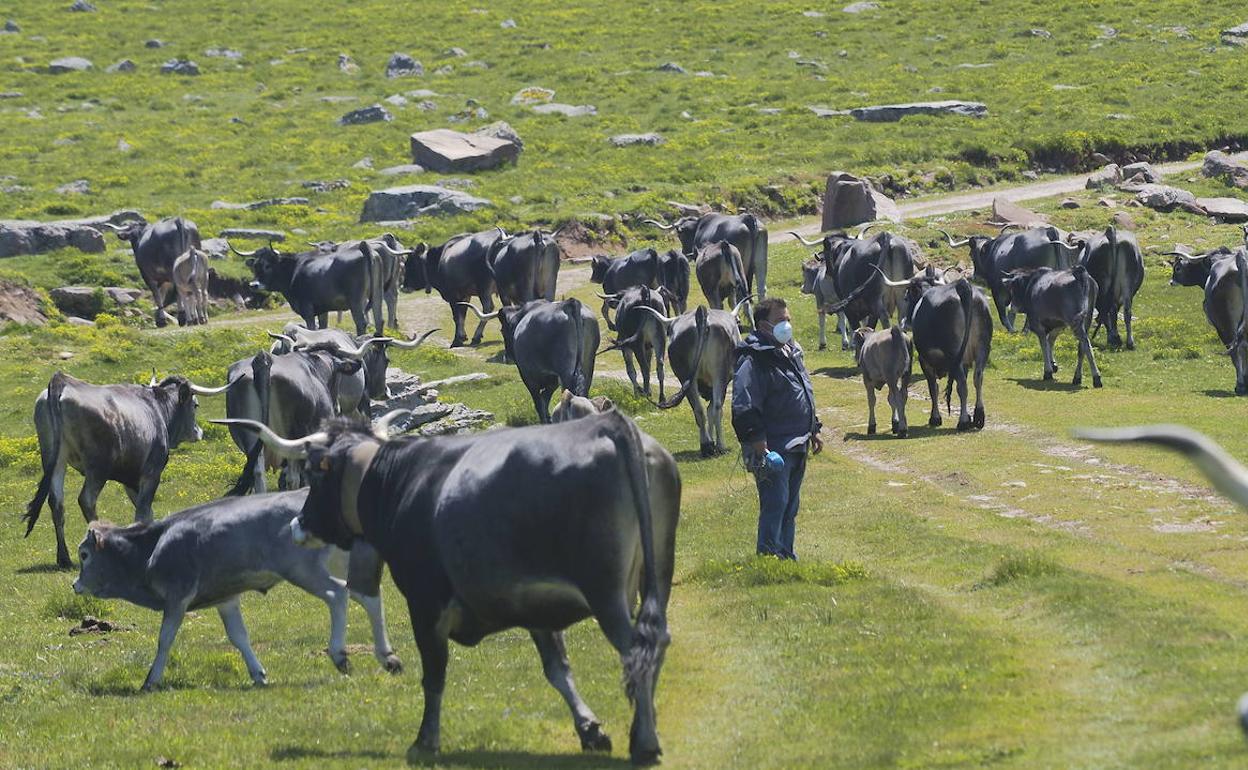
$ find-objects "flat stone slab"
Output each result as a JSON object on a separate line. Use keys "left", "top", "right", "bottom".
{"left": 1133, "top": 183, "right": 1199, "bottom": 212}
{"left": 360, "top": 184, "right": 493, "bottom": 222}
{"left": 49, "top": 56, "right": 92, "bottom": 73}
{"left": 0, "top": 211, "right": 143, "bottom": 258}
{"left": 1203, "top": 151, "right": 1248, "bottom": 189}
{"left": 846, "top": 101, "right": 987, "bottom": 121}
{"left": 409, "top": 128, "right": 520, "bottom": 173}
{"left": 219, "top": 228, "right": 286, "bottom": 241}
{"left": 609, "top": 133, "right": 664, "bottom": 147}
{"left": 531, "top": 103, "right": 596, "bottom": 117}
{"left": 378, "top": 164, "right": 426, "bottom": 176}
{"left": 821, "top": 171, "right": 900, "bottom": 230}
{"left": 1197, "top": 197, "right": 1248, "bottom": 222}
{"left": 211, "top": 197, "right": 309, "bottom": 211}
{"left": 338, "top": 104, "right": 392, "bottom": 125}
{"left": 990, "top": 197, "right": 1048, "bottom": 226}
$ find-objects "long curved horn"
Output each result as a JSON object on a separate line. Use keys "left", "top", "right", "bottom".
{"left": 384, "top": 328, "right": 439, "bottom": 349}
{"left": 96, "top": 222, "right": 127, "bottom": 233}
{"left": 869, "top": 264, "right": 912, "bottom": 288}
{"left": 267, "top": 331, "right": 297, "bottom": 344}
{"left": 210, "top": 419, "right": 325, "bottom": 459}
{"left": 328, "top": 336, "right": 394, "bottom": 358}
{"left": 1163, "top": 250, "right": 1204, "bottom": 263}
{"left": 642, "top": 218, "right": 675, "bottom": 231}
{"left": 594, "top": 292, "right": 620, "bottom": 301}
{"left": 494, "top": 226, "right": 511, "bottom": 241}
{"left": 228, "top": 241, "right": 259, "bottom": 258}
{"left": 188, "top": 379, "right": 234, "bottom": 396}
{"left": 633, "top": 304, "right": 678, "bottom": 330}
{"left": 730, "top": 294, "right": 756, "bottom": 320}
{"left": 999, "top": 222, "right": 1022, "bottom": 234}
{"left": 149, "top": 368, "right": 159, "bottom": 387}
{"left": 937, "top": 229, "right": 970, "bottom": 248}
{"left": 372, "top": 409, "right": 412, "bottom": 439}
{"left": 788, "top": 231, "right": 824, "bottom": 247}
{"left": 456, "top": 302, "right": 500, "bottom": 321}
{"left": 855, "top": 222, "right": 880, "bottom": 239}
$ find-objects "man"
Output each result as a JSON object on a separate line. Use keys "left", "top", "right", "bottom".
{"left": 732, "top": 297, "right": 823, "bottom": 559}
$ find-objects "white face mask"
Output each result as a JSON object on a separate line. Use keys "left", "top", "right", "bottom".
{"left": 771, "top": 320, "right": 794, "bottom": 344}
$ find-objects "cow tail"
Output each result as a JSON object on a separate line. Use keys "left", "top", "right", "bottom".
{"left": 564, "top": 299, "right": 588, "bottom": 397}
{"left": 1072, "top": 264, "right": 1093, "bottom": 333}
{"left": 610, "top": 409, "right": 669, "bottom": 704}
{"left": 746, "top": 213, "right": 768, "bottom": 298}
{"left": 660, "top": 306, "right": 708, "bottom": 409}
{"left": 227, "top": 352, "right": 271, "bottom": 496}
{"left": 23, "top": 373, "right": 66, "bottom": 536}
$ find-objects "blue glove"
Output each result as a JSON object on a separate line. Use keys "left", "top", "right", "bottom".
{"left": 763, "top": 450, "right": 785, "bottom": 471}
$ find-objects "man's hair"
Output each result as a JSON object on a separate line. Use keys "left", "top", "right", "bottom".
{"left": 753, "top": 297, "right": 787, "bottom": 329}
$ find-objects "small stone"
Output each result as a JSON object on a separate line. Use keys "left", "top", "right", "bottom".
{"left": 464, "top": 61, "right": 488, "bottom": 70}
{"left": 445, "top": 47, "right": 468, "bottom": 57}
{"left": 803, "top": 10, "right": 825, "bottom": 17}
{"left": 204, "top": 47, "right": 242, "bottom": 60}
{"left": 1019, "top": 28, "right": 1051, "bottom": 39}
{"left": 842, "top": 1, "right": 879, "bottom": 12}
{"left": 415, "top": 100, "right": 437, "bottom": 111}
{"left": 433, "top": 65, "right": 453, "bottom": 76}
{"left": 500, "top": 18, "right": 517, "bottom": 28}
{"left": 657, "top": 62, "right": 687, "bottom": 74}
{"left": 145, "top": 39, "right": 165, "bottom": 49}
{"left": 338, "top": 53, "right": 358, "bottom": 73}
{"left": 385, "top": 53, "right": 423, "bottom": 78}
{"left": 511, "top": 86, "right": 555, "bottom": 105}
{"left": 55, "top": 179, "right": 90, "bottom": 195}
{"left": 679, "top": 110, "right": 693, "bottom": 120}
{"left": 301, "top": 179, "right": 350, "bottom": 192}
{"left": 378, "top": 164, "right": 425, "bottom": 176}
{"left": 106, "top": 59, "right": 135, "bottom": 73}
{"left": 337, "top": 104, "right": 392, "bottom": 125}
{"left": 58, "top": 351, "right": 74, "bottom": 360}
{"left": 384, "top": 94, "right": 407, "bottom": 107}
{"left": 4, "top": 20, "right": 20, "bottom": 32}
{"left": 219, "top": 228, "right": 286, "bottom": 241}
{"left": 161, "top": 59, "right": 200, "bottom": 76}
{"left": 1021, "top": 170, "right": 1039, "bottom": 180}
{"left": 1059, "top": 197, "right": 1080, "bottom": 209}
{"left": 65, "top": 316, "right": 95, "bottom": 327}
{"left": 531, "top": 103, "right": 596, "bottom": 117}
{"left": 610, "top": 133, "right": 664, "bottom": 147}
{"left": 406, "top": 89, "right": 438, "bottom": 98}
{"left": 117, "top": 138, "right": 132, "bottom": 153}
{"left": 1097, "top": 197, "right": 1117, "bottom": 208}
{"left": 68, "top": 0, "right": 96, "bottom": 11}
{"left": 508, "top": 195, "right": 524, "bottom": 205}
{"left": 353, "top": 157, "right": 374, "bottom": 169}
{"left": 49, "top": 57, "right": 93, "bottom": 74}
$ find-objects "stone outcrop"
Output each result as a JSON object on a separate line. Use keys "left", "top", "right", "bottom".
{"left": 820, "top": 172, "right": 901, "bottom": 230}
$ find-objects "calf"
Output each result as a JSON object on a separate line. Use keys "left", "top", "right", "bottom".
{"left": 550, "top": 392, "right": 614, "bottom": 422}
{"left": 800, "top": 253, "right": 848, "bottom": 350}
{"left": 72, "top": 490, "right": 401, "bottom": 691}
{"left": 853, "top": 326, "right": 913, "bottom": 437}
{"left": 172, "top": 247, "right": 210, "bottom": 326}
{"left": 1003, "top": 265, "right": 1102, "bottom": 387}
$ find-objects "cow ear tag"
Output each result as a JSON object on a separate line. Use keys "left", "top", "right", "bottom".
{"left": 320, "top": 456, "right": 331, "bottom": 471}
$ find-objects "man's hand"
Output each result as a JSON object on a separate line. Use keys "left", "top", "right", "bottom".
{"left": 810, "top": 432, "right": 824, "bottom": 455}
{"left": 751, "top": 440, "right": 767, "bottom": 455}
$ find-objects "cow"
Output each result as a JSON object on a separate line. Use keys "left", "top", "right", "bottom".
{"left": 231, "top": 240, "right": 382, "bottom": 336}
{"left": 462, "top": 299, "right": 599, "bottom": 423}
{"left": 403, "top": 228, "right": 506, "bottom": 347}
{"left": 799, "top": 252, "right": 848, "bottom": 351}
{"left": 72, "top": 489, "right": 402, "bottom": 691}
{"left": 794, "top": 228, "right": 921, "bottom": 340}
{"left": 172, "top": 246, "right": 210, "bottom": 326}
{"left": 657, "top": 249, "right": 690, "bottom": 314}
{"left": 267, "top": 324, "right": 435, "bottom": 403}
{"left": 1167, "top": 232, "right": 1248, "bottom": 393}
{"left": 645, "top": 211, "right": 769, "bottom": 298}
{"left": 551, "top": 392, "right": 615, "bottom": 423}
{"left": 852, "top": 325, "right": 913, "bottom": 437}
{"left": 877, "top": 267, "right": 993, "bottom": 430}
{"left": 601, "top": 286, "right": 668, "bottom": 401}
{"left": 636, "top": 300, "right": 749, "bottom": 455}
{"left": 100, "top": 216, "right": 198, "bottom": 327}
{"left": 1002, "top": 265, "right": 1102, "bottom": 387}
{"left": 1076, "top": 225, "right": 1145, "bottom": 350}
{"left": 941, "top": 224, "right": 1082, "bottom": 332}
{"left": 23, "top": 371, "right": 229, "bottom": 567}
{"left": 489, "top": 229, "right": 560, "bottom": 306}
{"left": 695, "top": 241, "right": 751, "bottom": 319}
{"left": 222, "top": 406, "right": 679, "bottom": 765}
{"left": 356, "top": 234, "right": 419, "bottom": 331}
{"left": 1166, "top": 246, "right": 1238, "bottom": 288}
{"left": 591, "top": 247, "right": 661, "bottom": 329}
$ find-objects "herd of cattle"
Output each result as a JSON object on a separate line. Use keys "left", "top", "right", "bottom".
{"left": 15, "top": 207, "right": 1248, "bottom": 763}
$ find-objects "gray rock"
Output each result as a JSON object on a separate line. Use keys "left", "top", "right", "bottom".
{"left": 1059, "top": 198, "right": 1080, "bottom": 209}
{"left": 1196, "top": 197, "right": 1248, "bottom": 223}
{"left": 204, "top": 47, "right": 243, "bottom": 60}
{"left": 338, "top": 54, "right": 358, "bottom": 73}
{"left": 386, "top": 53, "right": 423, "bottom": 78}
{"left": 117, "top": 138, "right": 132, "bottom": 153}
{"left": 846, "top": 100, "right": 987, "bottom": 121}
{"left": 757, "top": 107, "right": 783, "bottom": 115}
{"left": 1019, "top": 28, "right": 1051, "bottom": 38}
{"left": 808, "top": 106, "right": 844, "bottom": 118}
{"left": 990, "top": 197, "right": 1048, "bottom": 226}
{"left": 104, "top": 287, "right": 142, "bottom": 305}
{"left": 435, "top": 177, "right": 476, "bottom": 189}
{"left": 409, "top": 127, "right": 520, "bottom": 172}
{"left": 476, "top": 120, "right": 523, "bottom": 148}
{"left": 1202, "top": 150, "right": 1248, "bottom": 189}
{"left": 1085, "top": 163, "right": 1122, "bottom": 190}
{"left": 609, "top": 133, "right": 665, "bottom": 147}
{"left": 338, "top": 104, "right": 393, "bottom": 125}
{"left": 145, "top": 39, "right": 165, "bottom": 49}
{"left": 1097, "top": 197, "right": 1117, "bottom": 208}
{"left": 406, "top": 89, "right": 439, "bottom": 98}
{"left": 319, "top": 95, "right": 358, "bottom": 103}
{"left": 161, "top": 59, "right": 200, "bottom": 75}
{"left": 199, "top": 238, "right": 229, "bottom": 259}
{"left": 0, "top": 92, "right": 19, "bottom": 99}
{"left": 378, "top": 164, "right": 425, "bottom": 176}
{"left": 219, "top": 228, "right": 286, "bottom": 241}
{"left": 531, "top": 102, "right": 596, "bottom": 117}
{"left": 821, "top": 171, "right": 900, "bottom": 230}
{"left": 500, "top": 18, "right": 517, "bottom": 28}
{"left": 301, "top": 179, "right": 350, "bottom": 192}
{"left": 445, "top": 47, "right": 468, "bottom": 57}
{"left": 1134, "top": 184, "right": 1199, "bottom": 212}
{"left": 843, "top": 1, "right": 879, "bottom": 12}
{"left": 1021, "top": 170, "right": 1039, "bottom": 180}
{"left": 55, "top": 179, "right": 90, "bottom": 195}
{"left": 657, "top": 62, "right": 687, "bottom": 74}
{"left": 384, "top": 94, "right": 407, "bottom": 107}
{"left": 1121, "top": 161, "right": 1161, "bottom": 183}
{"left": 955, "top": 62, "right": 994, "bottom": 69}
{"left": 511, "top": 86, "right": 555, "bottom": 105}
{"left": 353, "top": 156, "right": 374, "bottom": 169}
{"left": 415, "top": 100, "right": 438, "bottom": 111}
{"left": 803, "top": 10, "right": 825, "bottom": 17}
{"left": 1224, "top": 22, "right": 1248, "bottom": 38}
{"left": 211, "top": 197, "right": 309, "bottom": 211}
{"left": 1096, "top": 24, "right": 1117, "bottom": 39}
{"left": 65, "top": 316, "right": 95, "bottom": 327}
{"left": 49, "top": 57, "right": 92, "bottom": 74}
{"left": 68, "top": 0, "right": 95, "bottom": 11}
{"left": 4, "top": 20, "right": 19, "bottom": 32}
{"left": 360, "top": 184, "right": 493, "bottom": 221}
{"left": 433, "top": 64, "right": 454, "bottom": 76}
{"left": 51, "top": 287, "right": 105, "bottom": 317}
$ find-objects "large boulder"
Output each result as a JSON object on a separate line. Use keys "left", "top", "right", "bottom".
{"left": 1134, "top": 184, "right": 1200, "bottom": 212}
{"left": 409, "top": 128, "right": 520, "bottom": 172}
{"left": 49, "top": 56, "right": 92, "bottom": 73}
{"left": 0, "top": 280, "right": 47, "bottom": 326}
{"left": 847, "top": 101, "right": 986, "bottom": 122}
{"left": 1202, "top": 151, "right": 1248, "bottom": 189}
{"left": 50, "top": 287, "right": 105, "bottom": 318}
{"left": 1085, "top": 163, "right": 1122, "bottom": 190}
{"left": 0, "top": 211, "right": 143, "bottom": 258}
{"left": 1121, "top": 161, "right": 1161, "bottom": 184}
{"left": 360, "top": 185, "right": 493, "bottom": 222}
{"left": 989, "top": 197, "right": 1048, "bottom": 226}
{"left": 1196, "top": 197, "right": 1248, "bottom": 223}
{"left": 386, "top": 53, "right": 423, "bottom": 78}
{"left": 820, "top": 172, "right": 901, "bottom": 230}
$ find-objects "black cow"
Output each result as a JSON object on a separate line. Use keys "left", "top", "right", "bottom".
{"left": 404, "top": 228, "right": 506, "bottom": 347}
{"left": 657, "top": 249, "right": 690, "bottom": 314}
{"left": 232, "top": 241, "right": 382, "bottom": 336}
{"left": 102, "top": 216, "right": 198, "bottom": 327}
{"left": 1078, "top": 225, "right": 1145, "bottom": 350}
{"left": 1167, "top": 247, "right": 1237, "bottom": 288}
{"left": 592, "top": 247, "right": 660, "bottom": 329}
{"left": 268, "top": 324, "right": 434, "bottom": 403}
{"left": 227, "top": 408, "right": 679, "bottom": 764}
{"left": 646, "top": 212, "right": 769, "bottom": 298}
{"left": 1003, "top": 265, "right": 1102, "bottom": 387}
{"left": 489, "top": 230, "right": 560, "bottom": 306}
{"left": 694, "top": 241, "right": 751, "bottom": 318}
{"left": 72, "top": 490, "right": 402, "bottom": 690}
{"left": 603, "top": 286, "right": 668, "bottom": 401}
{"left": 1169, "top": 234, "right": 1248, "bottom": 393}
{"left": 24, "top": 372, "right": 228, "bottom": 567}
{"left": 818, "top": 230, "right": 922, "bottom": 336}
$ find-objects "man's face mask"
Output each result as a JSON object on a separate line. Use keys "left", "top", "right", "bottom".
{"left": 771, "top": 320, "right": 794, "bottom": 344}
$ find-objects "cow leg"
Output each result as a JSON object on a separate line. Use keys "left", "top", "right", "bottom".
{"left": 345, "top": 542, "right": 401, "bottom": 673}
{"left": 655, "top": 337, "right": 667, "bottom": 404}
{"left": 640, "top": 344, "right": 653, "bottom": 398}
{"left": 217, "top": 597, "right": 268, "bottom": 686}
{"left": 921, "top": 363, "right": 941, "bottom": 427}
{"left": 471, "top": 294, "right": 495, "bottom": 346}
{"left": 533, "top": 384, "right": 554, "bottom": 424}
{"left": 317, "top": 312, "right": 330, "bottom": 330}
{"left": 1105, "top": 304, "right": 1123, "bottom": 350}
{"left": 817, "top": 310, "right": 827, "bottom": 350}
{"left": 77, "top": 474, "right": 106, "bottom": 523}
{"left": 449, "top": 303, "right": 468, "bottom": 347}
{"left": 131, "top": 473, "right": 160, "bottom": 523}
{"left": 1073, "top": 321, "right": 1103, "bottom": 388}
{"left": 711, "top": 386, "right": 726, "bottom": 453}
{"left": 991, "top": 288, "right": 1013, "bottom": 332}
{"left": 887, "top": 380, "right": 907, "bottom": 438}
{"left": 592, "top": 598, "right": 663, "bottom": 765}
{"left": 688, "top": 389, "right": 712, "bottom": 456}
{"left": 1036, "top": 331, "right": 1053, "bottom": 380}
{"left": 149, "top": 282, "right": 169, "bottom": 328}
{"left": 49, "top": 459, "right": 71, "bottom": 568}
{"left": 601, "top": 300, "right": 615, "bottom": 332}
{"left": 1123, "top": 296, "right": 1136, "bottom": 350}
{"left": 954, "top": 367, "right": 972, "bottom": 431}
{"left": 350, "top": 303, "right": 370, "bottom": 336}
{"left": 531, "top": 631, "right": 611, "bottom": 752}
{"left": 622, "top": 348, "right": 641, "bottom": 396}
{"left": 864, "top": 378, "right": 877, "bottom": 435}
{"left": 839, "top": 313, "right": 851, "bottom": 351}
{"left": 405, "top": 610, "right": 449, "bottom": 757}
{"left": 143, "top": 599, "right": 190, "bottom": 691}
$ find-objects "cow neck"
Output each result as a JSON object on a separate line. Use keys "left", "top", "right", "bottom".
{"left": 148, "top": 384, "right": 183, "bottom": 446}
{"left": 340, "top": 441, "right": 380, "bottom": 537}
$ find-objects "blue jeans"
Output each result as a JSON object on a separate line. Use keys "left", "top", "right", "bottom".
{"left": 754, "top": 450, "right": 807, "bottom": 559}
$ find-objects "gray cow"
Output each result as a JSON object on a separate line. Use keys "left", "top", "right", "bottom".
{"left": 489, "top": 229, "right": 560, "bottom": 307}
{"left": 172, "top": 246, "right": 210, "bottom": 326}
{"left": 72, "top": 489, "right": 401, "bottom": 691}
{"left": 602, "top": 286, "right": 668, "bottom": 402}
{"left": 1077, "top": 225, "right": 1145, "bottom": 350}
{"left": 646, "top": 211, "right": 769, "bottom": 298}
{"left": 550, "top": 391, "right": 615, "bottom": 422}
{"left": 101, "top": 216, "right": 197, "bottom": 327}
{"left": 25, "top": 372, "right": 229, "bottom": 567}
{"left": 268, "top": 323, "right": 434, "bottom": 403}
{"left": 1003, "top": 265, "right": 1102, "bottom": 387}
{"left": 695, "top": 241, "right": 751, "bottom": 319}
{"left": 800, "top": 252, "right": 849, "bottom": 350}
{"left": 853, "top": 325, "right": 913, "bottom": 437}
{"left": 1167, "top": 232, "right": 1248, "bottom": 393}
{"left": 404, "top": 228, "right": 506, "bottom": 347}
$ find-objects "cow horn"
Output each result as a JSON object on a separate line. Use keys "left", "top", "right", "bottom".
{"left": 642, "top": 218, "right": 675, "bottom": 231}
{"left": 96, "top": 221, "right": 127, "bottom": 233}
{"left": 372, "top": 409, "right": 412, "bottom": 439}
{"left": 633, "top": 304, "right": 678, "bottom": 329}
{"left": 228, "top": 241, "right": 259, "bottom": 258}
{"left": 548, "top": 223, "right": 568, "bottom": 240}
{"left": 384, "top": 328, "right": 439, "bottom": 349}
{"left": 855, "top": 222, "right": 880, "bottom": 239}
{"left": 495, "top": 226, "right": 510, "bottom": 241}
{"left": 149, "top": 368, "right": 159, "bottom": 387}
{"left": 188, "top": 378, "right": 234, "bottom": 396}
{"left": 210, "top": 419, "right": 326, "bottom": 459}
{"left": 267, "top": 331, "right": 297, "bottom": 346}
{"left": 788, "top": 231, "right": 824, "bottom": 247}
{"left": 456, "top": 302, "right": 500, "bottom": 321}
{"left": 594, "top": 292, "right": 620, "bottom": 301}
{"left": 332, "top": 336, "right": 394, "bottom": 358}
{"left": 869, "top": 264, "right": 912, "bottom": 288}
{"left": 998, "top": 222, "right": 1022, "bottom": 233}
{"left": 597, "top": 329, "right": 646, "bottom": 356}
{"left": 937, "top": 229, "right": 970, "bottom": 248}
{"left": 1163, "top": 250, "right": 1203, "bottom": 263}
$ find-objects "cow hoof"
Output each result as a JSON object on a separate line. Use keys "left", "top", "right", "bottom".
{"left": 407, "top": 740, "right": 439, "bottom": 762}
{"left": 818, "top": 343, "right": 827, "bottom": 351}
{"left": 972, "top": 407, "right": 985, "bottom": 430}
{"left": 1071, "top": 375, "right": 1082, "bottom": 386}
{"left": 700, "top": 442, "right": 716, "bottom": 458}
{"left": 331, "top": 652, "right": 351, "bottom": 674}
{"left": 56, "top": 554, "right": 73, "bottom": 570}
{"left": 1238, "top": 384, "right": 1248, "bottom": 396}
{"left": 1126, "top": 341, "right": 1136, "bottom": 351}
{"left": 929, "top": 416, "right": 942, "bottom": 428}
{"left": 841, "top": 342, "right": 850, "bottom": 352}
{"left": 896, "top": 428, "right": 908, "bottom": 438}
{"left": 449, "top": 339, "right": 465, "bottom": 349}
{"left": 867, "top": 424, "right": 876, "bottom": 435}
{"left": 1051, "top": 362, "right": 1060, "bottom": 372}
{"left": 629, "top": 746, "right": 662, "bottom": 767}
{"left": 1093, "top": 376, "right": 1103, "bottom": 389}
{"left": 1043, "top": 371, "right": 1053, "bottom": 381}
{"left": 578, "top": 722, "right": 613, "bottom": 753}
{"left": 251, "top": 671, "right": 269, "bottom": 687}
{"left": 957, "top": 418, "right": 973, "bottom": 432}
{"left": 891, "top": 418, "right": 899, "bottom": 433}
{"left": 382, "top": 654, "right": 403, "bottom": 674}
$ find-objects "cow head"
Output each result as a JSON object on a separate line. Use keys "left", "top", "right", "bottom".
{"left": 644, "top": 216, "right": 701, "bottom": 256}
{"left": 230, "top": 241, "right": 291, "bottom": 292}
{"left": 1001, "top": 269, "right": 1042, "bottom": 314}
{"left": 590, "top": 254, "right": 611, "bottom": 284}
{"left": 352, "top": 334, "right": 391, "bottom": 400}
{"left": 1167, "top": 248, "right": 1223, "bottom": 287}
{"left": 98, "top": 220, "right": 145, "bottom": 250}
{"left": 403, "top": 243, "right": 438, "bottom": 293}
{"left": 151, "top": 375, "right": 203, "bottom": 445}
{"left": 551, "top": 391, "right": 614, "bottom": 423}
{"left": 72, "top": 522, "right": 131, "bottom": 597}
{"left": 801, "top": 256, "right": 822, "bottom": 295}
{"left": 657, "top": 249, "right": 689, "bottom": 313}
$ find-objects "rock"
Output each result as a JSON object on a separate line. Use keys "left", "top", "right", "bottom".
{"left": 1121, "top": 161, "right": 1161, "bottom": 183}
{"left": 301, "top": 179, "right": 350, "bottom": 192}
{"left": 418, "top": 403, "right": 494, "bottom": 436}
{"left": 378, "top": 164, "right": 425, "bottom": 176}
{"left": 415, "top": 100, "right": 437, "bottom": 111}
{"left": 1021, "top": 170, "right": 1039, "bottom": 180}
{"left": 531, "top": 103, "right": 596, "bottom": 117}
{"left": 384, "top": 94, "right": 407, "bottom": 107}
{"left": 0, "top": 211, "right": 141, "bottom": 258}
{"left": 820, "top": 171, "right": 901, "bottom": 230}
{"left": 337, "top": 53, "right": 358, "bottom": 73}
{"left": 1222, "top": 22, "right": 1248, "bottom": 45}
{"left": 49, "top": 57, "right": 92, "bottom": 73}
{"left": 1059, "top": 198, "right": 1080, "bottom": 209}
{"left": 1096, "top": 24, "right": 1117, "bottom": 38}
{"left": 407, "top": 89, "right": 439, "bottom": 98}
{"left": 657, "top": 62, "right": 687, "bottom": 74}
{"left": 1196, "top": 197, "right": 1248, "bottom": 223}
{"left": 386, "top": 53, "right": 423, "bottom": 78}
{"left": 1097, "top": 197, "right": 1117, "bottom": 208}
{"left": 409, "top": 127, "right": 521, "bottom": 172}
{"left": 0, "top": 91, "right": 20, "bottom": 98}
{"left": 65, "top": 316, "right": 95, "bottom": 327}
{"left": 104, "top": 287, "right": 142, "bottom": 305}
{"left": 59, "top": 351, "right": 73, "bottom": 359}
{"left": 474, "top": 120, "right": 521, "bottom": 147}
{"left": 360, "top": 184, "right": 493, "bottom": 221}
{"left": 1202, "top": 150, "right": 1248, "bottom": 189}
{"left": 204, "top": 47, "right": 242, "bottom": 60}
{"left": 337, "top": 104, "right": 392, "bottom": 125}
{"left": 219, "top": 228, "right": 286, "bottom": 241}
{"left": 445, "top": 47, "right": 468, "bottom": 57}
{"left": 319, "top": 95, "right": 357, "bottom": 103}
{"left": 434, "top": 65, "right": 454, "bottom": 76}
{"left": 847, "top": 101, "right": 987, "bottom": 121}
{"left": 609, "top": 133, "right": 664, "bottom": 147}
{"left": 211, "top": 197, "right": 309, "bottom": 211}
{"left": 145, "top": 39, "right": 165, "bottom": 49}
{"left": 51, "top": 287, "right": 105, "bottom": 318}
{"left": 68, "top": 0, "right": 95, "bottom": 11}
{"left": 1112, "top": 212, "right": 1137, "bottom": 229}
{"left": 161, "top": 59, "right": 200, "bottom": 75}
{"left": 1019, "top": 28, "right": 1051, "bottom": 38}
{"left": 117, "top": 138, "right": 132, "bottom": 153}
{"left": 1134, "top": 184, "right": 1199, "bottom": 212}
{"left": 842, "top": 1, "right": 879, "bottom": 12}
{"left": 55, "top": 179, "right": 90, "bottom": 195}
{"left": 511, "top": 86, "right": 554, "bottom": 105}
{"left": 989, "top": 197, "right": 1048, "bottom": 226}
{"left": 106, "top": 59, "right": 135, "bottom": 73}
{"left": 199, "top": 237, "right": 229, "bottom": 259}
{"left": 1085, "top": 164, "right": 1122, "bottom": 190}
{"left": 0, "top": 279, "right": 47, "bottom": 326}
{"left": 500, "top": 18, "right": 517, "bottom": 28}
{"left": 757, "top": 107, "right": 782, "bottom": 116}
{"left": 436, "top": 177, "right": 476, "bottom": 189}
{"left": 4, "top": 20, "right": 19, "bottom": 32}
{"left": 803, "top": 10, "right": 825, "bottom": 17}
{"left": 353, "top": 156, "right": 374, "bottom": 169}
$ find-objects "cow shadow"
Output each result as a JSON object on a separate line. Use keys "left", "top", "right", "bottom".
{"left": 1201, "top": 388, "right": 1241, "bottom": 398}
{"left": 270, "top": 745, "right": 391, "bottom": 762}
{"left": 406, "top": 750, "right": 632, "bottom": 769}
{"left": 1006, "top": 377, "right": 1083, "bottom": 393}
{"left": 842, "top": 423, "right": 943, "bottom": 442}
{"left": 812, "top": 365, "right": 860, "bottom": 380}
{"left": 16, "top": 562, "right": 74, "bottom": 574}
{"left": 673, "top": 448, "right": 729, "bottom": 463}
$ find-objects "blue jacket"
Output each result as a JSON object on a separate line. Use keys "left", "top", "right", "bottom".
{"left": 732, "top": 332, "right": 820, "bottom": 453}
